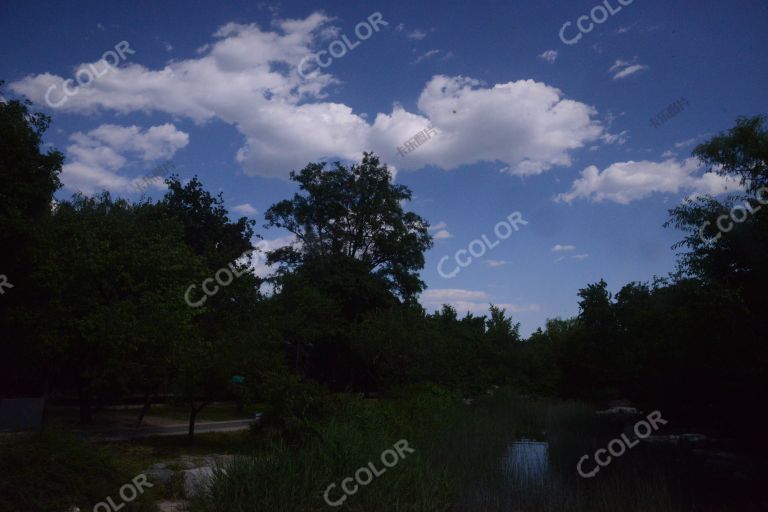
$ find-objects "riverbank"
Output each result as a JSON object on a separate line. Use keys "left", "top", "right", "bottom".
{"left": 190, "top": 387, "right": 765, "bottom": 512}
{"left": 3, "top": 388, "right": 764, "bottom": 512}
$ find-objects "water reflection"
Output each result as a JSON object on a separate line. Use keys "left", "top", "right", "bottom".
{"left": 502, "top": 439, "right": 549, "bottom": 484}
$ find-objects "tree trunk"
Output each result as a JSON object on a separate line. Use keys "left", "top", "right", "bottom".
{"left": 188, "top": 406, "right": 198, "bottom": 439}
{"left": 134, "top": 391, "right": 153, "bottom": 434}
{"left": 188, "top": 402, "right": 210, "bottom": 439}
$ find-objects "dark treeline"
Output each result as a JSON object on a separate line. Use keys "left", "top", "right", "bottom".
{"left": 1, "top": 88, "right": 766, "bottom": 442}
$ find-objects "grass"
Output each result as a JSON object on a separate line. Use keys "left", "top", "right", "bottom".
{"left": 191, "top": 387, "right": 756, "bottom": 511}
{"left": 189, "top": 387, "right": 688, "bottom": 512}
{"left": 7, "top": 391, "right": 758, "bottom": 511}
{"left": 100, "top": 430, "right": 261, "bottom": 470}
{"left": 0, "top": 429, "right": 160, "bottom": 512}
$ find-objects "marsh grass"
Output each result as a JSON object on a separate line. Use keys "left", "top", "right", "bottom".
{"left": 192, "top": 388, "right": 690, "bottom": 511}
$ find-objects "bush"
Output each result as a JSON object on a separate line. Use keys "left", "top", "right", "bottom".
{"left": 257, "top": 373, "right": 335, "bottom": 441}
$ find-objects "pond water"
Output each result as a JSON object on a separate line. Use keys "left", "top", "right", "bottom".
{"left": 501, "top": 439, "right": 549, "bottom": 485}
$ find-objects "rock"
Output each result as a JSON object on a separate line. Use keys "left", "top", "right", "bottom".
{"left": 183, "top": 466, "right": 216, "bottom": 498}
{"left": 145, "top": 466, "right": 175, "bottom": 486}
{"left": 680, "top": 433, "right": 708, "bottom": 444}
{"left": 596, "top": 406, "right": 641, "bottom": 416}
{"left": 157, "top": 500, "right": 189, "bottom": 512}
{"left": 207, "top": 454, "right": 235, "bottom": 467}
{"left": 644, "top": 434, "right": 680, "bottom": 445}
{"left": 179, "top": 454, "right": 234, "bottom": 470}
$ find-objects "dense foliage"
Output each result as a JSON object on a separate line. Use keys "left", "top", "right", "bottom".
{"left": 1, "top": 86, "right": 766, "bottom": 444}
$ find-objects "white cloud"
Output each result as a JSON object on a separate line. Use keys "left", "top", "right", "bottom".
{"left": 407, "top": 29, "right": 427, "bottom": 40}
{"left": 423, "top": 289, "right": 488, "bottom": 302}
{"left": 674, "top": 137, "right": 697, "bottom": 149}
{"left": 612, "top": 63, "right": 649, "bottom": 80}
{"left": 415, "top": 49, "right": 441, "bottom": 63}
{"left": 11, "top": 15, "right": 603, "bottom": 179}
{"left": 420, "top": 288, "right": 540, "bottom": 315}
{"left": 608, "top": 57, "right": 649, "bottom": 80}
{"left": 393, "top": 75, "right": 603, "bottom": 176}
{"left": 60, "top": 124, "right": 188, "bottom": 194}
{"left": 572, "top": 253, "right": 589, "bottom": 260}
{"left": 248, "top": 234, "right": 297, "bottom": 279}
{"left": 551, "top": 244, "right": 576, "bottom": 252}
{"left": 484, "top": 259, "right": 508, "bottom": 268}
{"left": 429, "top": 221, "right": 448, "bottom": 232}
{"left": 232, "top": 203, "right": 258, "bottom": 215}
{"left": 556, "top": 157, "right": 740, "bottom": 204}
{"left": 538, "top": 50, "right": 558, "bottom": 63}
{"left": 609, "top": 59, "right": 632, "bottom": 72}
{"left": 428, "top": 221, "right": 452, "bottom": 240}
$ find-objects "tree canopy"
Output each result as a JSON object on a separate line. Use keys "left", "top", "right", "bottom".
{"left": 264, "top": 152, "right": 432, "bottom": 300}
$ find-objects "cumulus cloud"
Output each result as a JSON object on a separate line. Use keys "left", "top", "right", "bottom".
{"left": 384, "top": 75, "right": 603, "bottom": 176}
{"left": 483, "top": 259, "right": 508, "bottom": 268}
{"left": 551, "top": 244, "right": 576, "bottom": 252}
{"left": 11, "top": 14, "right": 604, "bottom": 180}
{"left": 420, "top": 288, "right": 540, "bottom": 315}
{"left": 556, "top": 157, "right": 740, "bottom": 204}
{"left": 60, "top": 124, "right": 188, "bottom": 194}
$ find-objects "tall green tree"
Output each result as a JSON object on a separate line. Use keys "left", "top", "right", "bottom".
{"left": 264, "top": 153, "right": 432, "bottom": 300}
{"left": 0, "top": 87, "right": 63, "bottom": 396}
{"left": 160, "top": 176, "right": 265, "bottom": 436}
{"left": 35, "top": 194, "right": 204, "bottom": 422}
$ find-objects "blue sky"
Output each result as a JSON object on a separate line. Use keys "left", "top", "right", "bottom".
{"left": 2, "top": 0, "right": 767, "bottom": 335}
